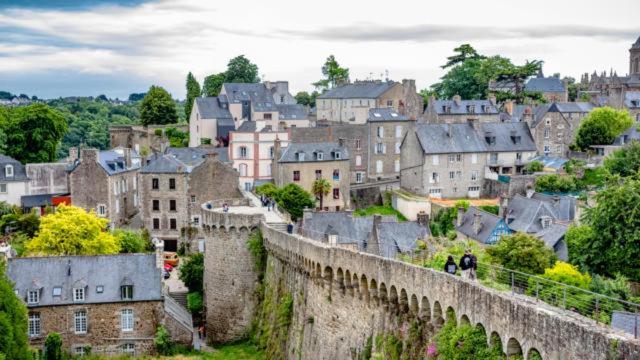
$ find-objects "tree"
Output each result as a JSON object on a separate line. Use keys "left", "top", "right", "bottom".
{"left": 604, "top": 141, "right": 640, "bottom": 177}
{"left": 26, "top": 204, "right": 120, "bottom": 256}
{"left": 431, "top": 55, "right": 511, "bottom": 100}
{"left": 128, "top": 93, "right": 146, "bottom": 101}
{"left": 255, "top": 183, "right": 279, "bottom": 198}
{"left": 526, "top": 160, "right": 544, "bottom": 173}
{"left": 534, "top": 174, "right": 577, "bottom": 193}
{"left": 494, "top": 60, "right": 543, "bottom": 99}
{"left": 487, "top": 233, "right": 557, "bottom": 275}
{"left": 225, "top": 55, "right": 259, "bottom": 83}
{"left": 113, "top": 229, "right": 151, "bottom": 253}
{"left": 154, "top": 325, "right": 175, "bottom": 355}
{"left": 139, "top": 86, "right": 178, "bottom": 126}
{"left": 575, "top": 175, "right": 640, "bottom": 281}
{"left": 313, "top": 55, "right": 350, "bottom": 91}
{"left": 179, "top": 253, "right": 204, "bottom": 293}
{"left": 185, "top": 72, "right": 201, "bottom": 120}
{"left": 4, "top": 104, "right": 67, "bottom": 164}
{"left": 294, "top": 91, "right": 319, "bottom": 107}
{"left": 43, "top": 332, "right": 63, "bottom": 360}
{"left": 441, "top": 44, "right": 485, "bottom": 69}
{"left": 201, "top": 73, "right": 226, "bottom": 97}
{"left": 275, "top": 183, "right": 315, "bottom": 221}
{"left": 574, "top": 107, "right": 633, "bottom": 150}
{"left": 312, "top": 178, "right": 331, "bottom": 210}
{"left": 0, "top": 265, "right": 30, "bottom": 360}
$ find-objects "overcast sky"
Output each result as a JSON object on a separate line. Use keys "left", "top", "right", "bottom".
{"left": 0, "top": 0, "right": 639, "bottom": 99}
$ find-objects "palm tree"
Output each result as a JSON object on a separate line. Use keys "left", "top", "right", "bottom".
{"left": 312, "top": 178, "right": 331, "bottom": 210}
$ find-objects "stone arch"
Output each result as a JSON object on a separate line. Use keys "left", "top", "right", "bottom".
{"left": 368, "top": 279, "right": 378, "bottom": 305}
{"left": 432, "top": 301, "right": 444, "bottom": 328}
{"left": 324, "top": 266, "right": 333, "bottom": 293}
{"left": 379, "top": 282, "right": 389, "bottom": 310}
{"left": 445, "top": 306, "right": 456, "bottom": 325}
{"left": 459, "top": 314, "right": 470, "bottom": 325}
{"left": 360, "top": 275, "right": 369, "bottom": 303}
{"left": 420, "top": 296, "right": 431, "bottom": 321}
{"left": 527, "top": 348, "right": 542, "bottom": 360}
{"left": 399, "top": 288, "right": 409, "bottom": 314}
{"left": 389, "top": 286, "right": 399, "bottom": 314}
{"left": 352, "top": 273, "right": 359, "bottom": 295}
{"left": 490, "top": 332, "right": 503, "bottom": 352}
{"left": 409, "top": 294, "right": 419, "bottom": 315}
{"left": 336, "top": 268, "right": 345, "bottom": 295}
{"left": 315, "top": 263, "right": 321, "bottom": 283}
{"left": 475, "top": 323, "right": 488, "bottom": 342}
{"left": 506, "top": 338, "right": 523, "bottom": 357}
{"left": 345, "top": 270, "right": 353, "bottom": 296}
{"left": 228, "top": 226, "right": 237, "bottom": 233}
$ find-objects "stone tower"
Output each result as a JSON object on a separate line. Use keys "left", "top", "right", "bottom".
{"left": 630, "top": 36, "right": 640, "bottom": 75}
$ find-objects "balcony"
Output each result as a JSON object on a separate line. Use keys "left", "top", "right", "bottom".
{"left": 484, "top": 168, "right": 499, "bottom": 180}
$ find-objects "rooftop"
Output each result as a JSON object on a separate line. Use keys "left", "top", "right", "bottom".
{"left": 140, "top": 147, "right": 228, "bottom": 174}
{"left": 317, "top": 81, "right": 397, "bottom": 99}
{"left": 276, "top": 104, "right": 308, "bottom": 120}
{"left": 195, "top": 97, "right": 232, "bottom": 119}
{"left": 278, "top": 142, "right": 349, "bottom": 163}
{"left": 525, "top": 77, "right": 566, "bottom": 93}
{"left": 431, "top": 98, "right": 498, "bottom": 115}
{"left": 0, "top": 154, "right": 28, "bottom": 182}
{"left": 368, "top": 107, "right": 409, "bottom": 122}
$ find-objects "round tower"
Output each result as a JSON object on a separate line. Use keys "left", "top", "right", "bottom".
{"left": 630, "top": 36, "right": 640, "bottom": 75}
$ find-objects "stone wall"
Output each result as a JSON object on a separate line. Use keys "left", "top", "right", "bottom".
{"left": 26, "top": 162, "right": 70, "bottom": 195}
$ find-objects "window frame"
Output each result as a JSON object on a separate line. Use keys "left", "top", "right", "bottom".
{"left": 28, "top": 290, "right": 39, "bottom": 304}
{"left": 170, "top": 218, "right": 177, "bottom": 230}
{"left": 74, "top": 288, "right": 85, "bottom": 302}
{"left": 74, "top": 309, "right": 88, "bottom": 334}
{"left": 169, "top": 178, "right": 176, "bottom": 190}
{"left": 151, "top": 178, "right": 159, "bottom": 190}
{"left": 121, "top": 309, "right": 134, "bottom": 332}
{"left": 5, "top": 165, "right": 13, "bottom": 177}
{"left": 293, "top": 171, "right": 300, "bottom": 181}
{"left": 121, "top": 285, "right": 133, "bottom": 301}
{"left": 28, "top": 313, "right": 41, "bottom": 337}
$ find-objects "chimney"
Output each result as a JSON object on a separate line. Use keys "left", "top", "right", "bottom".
{"left": 80, "top": 148, "right": 99, "bottom": 163}
{"left": 456, "top": 207, "right": 464, "bottom": 227}
{"left": 498, "top": 194, "right": 510, "bottom": 219}
{"left": 488, "top": 93, "right": 497, "bottom": 105}
{"left": 416, "top": 211, "right": 429, "bottom": 227}
{"left": 68, "top": 147, "right": 79, "bottom": 162}
{"left": 274, "top": 137, "right": 282, "bottom": 161}
{"left": 472, "top": 212, "right": 482, "bottom": 235}
{"left": 504, "top": 100, "right": 514, "bottom": 116}
{"left": 123, "top": 148, "right": 132, "bottom": 168}
{"left": 446, "top": 124, "right": 452, "bottom": 138}
{"left": 467, "top": 118, "right": 479, "bottom": 130}
{"left": 526, "top": 185, "right": 535, "bottom": 198}
{"left": 338, "top": 138, "right": 345, "bottom": 147}
{"left": 453, "top": 94, "right": 462, "bottom": 106}
{"left": 153, "top": 238, "right": 164, "bottom": 269}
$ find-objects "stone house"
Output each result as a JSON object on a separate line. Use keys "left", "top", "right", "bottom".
{"left": 0, "top": 154, "right": 29, "bottom": 206}
{"left": 139, "top": 147, "right": 241, "bottom": 251}
{"left": 7, "top": 253, "right": 192, "bottom": 356}
{"left": 423, "top": 95, "right": 499, "bottom": 124}
{"left": 316, "top": 79, "right": 423, "bottom": 124}
{"left": 229, "top": 121, "right": 290, "bottom": 190}
{"left": 400, "top": 121, "right": 537, "bottom": 199}
{"left": 623, "top": 91, "right": 640, "bottom": 121}
{"left": 526, "top": 102, "right": 594, "bottom": 157}
{"left": 368, "top": 108, "right": 413, "bottom": 181}
{"left": 68, "top": 148, "right": 141, "bottom": 227}
{"left": 273, "top": 141, "right": 351, "bottom": 211}
{"left": 25, "top": 162, "right": 70, "bottom": 196}
{"left": 109, "top": 125, "right": 189, "bottom": 154}
{"left": 489, "top": 70, "right": 568, "bottom": 103}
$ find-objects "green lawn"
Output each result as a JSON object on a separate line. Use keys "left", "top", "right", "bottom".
{"left": 353, "top": 205, "right": 407, "bottom": 221}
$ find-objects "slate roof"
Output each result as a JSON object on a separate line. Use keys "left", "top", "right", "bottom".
{"left": 432, "top": 99, "right": 498, "bottom": 115}
{"left": 276, "top": 104, "right": 307, "bottom": 120}
{"left": 7, "top": 253, "right": 162, "bottom": 307}
{"left": 525, "top": 77, "right": 566, "bottom": 92}
{"left": 141, "top": 147, "right": 229, "bottom": 173}
{"left": 530, "top": 155, "right": 569, "bottom": 170}
{"left": 530, "top": 102, "right": 595, "bottom": 127}
{"left": 506, "top": 194, "right": 574, "bottom": 234}
{"left": 236, "top": 121, "right": 258, "bottom": 132}
{"left": 222, "top": 83, "right": 276, "bottom": 112}
{"left": 456, "top": 207, "right": 501, "bottom": 242}
{"left": 368, "top": 107, "right": 409, "bottom": 122}
{"left": 633, "top": 36, "right": 640, "bottom": 49}
{"left": 376, "top": 221, "right": 430, "bottom": 258}
{"left": 414, "top": 122, "right": 536, "bottom": 154}
{"left": 195, "top": 97, "right": 232, "bottom": 119}
{"left": 21, "top": 193, "right": 56, "bottom": 208}
{"left": 278, "top": 142, "right": 349, "bottom": 163}
{"left": 612, "top": 125, "right": 640, "bottom": 146}
{"left": 98, "top": 149, "right": 141, "bottom": 175}
{"left": 623, "top": 91, "right": 640, "bottom": 109}
{"left": 0, "top": 154, "right": 28, "bottom": 182}
{"left": 317, "top": 81, "right": 396, "bottom": 99}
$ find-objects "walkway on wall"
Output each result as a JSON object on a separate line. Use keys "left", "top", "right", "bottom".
{"left": 212, "top": 189, "right": 286, "bottom": 225}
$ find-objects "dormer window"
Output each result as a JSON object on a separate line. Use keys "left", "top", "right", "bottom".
{"left": 121, "top": 285, "right": 133, "bottom": 300}
{"left": 485, "top": 136, "right": 496, "bottom": 145}
{"left": 297, "top": 152, "right": 305, "bottom": 161}
{"left": 511, "top": 135, "right": 521, "bottom": 144}
{"left": 28, "top": 290, "right": 39, "bottom": 304}
{"left": 541, "top": 216, "right": 552, "bottom": 229}
{"left": 74, "top": 288, "right": 85, "bottom": 302}
{"left": 334, "top": 152, "right": 341, "bottom": 160}
{"left": 316, "top": 152, "right": 324, "bottom": 161}
{"left": 5, "top": 165, "right": 13, "bottom": 177}
{"left": 467, "top": 105, "right": 475, "bottom": 114}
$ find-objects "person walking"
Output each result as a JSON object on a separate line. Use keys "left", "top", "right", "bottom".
{"left": 469, "top": 252, "right": 478, "bottom": 281}
{"left": 459, "top": 249, "right": 474, "bottom": 280}
{"left": 444, "top": 255, "right": 457, "bottom": 275}
{"left": 267, "top": 197, "right": 272, "bottom": 211}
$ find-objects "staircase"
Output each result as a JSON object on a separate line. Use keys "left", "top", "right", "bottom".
{"left": 266, "top": 222, "right": 289, "bottom": 233}
{"left": 169, "top": 290, "right": 189, "bottom": 308}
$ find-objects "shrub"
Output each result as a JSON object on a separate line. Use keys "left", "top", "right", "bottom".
{"left": 487, "top": 233, "right": 556, "bottom": 275}
{"left": 187, "top": 292, "right": 203, "bottom": 314}
{"left": 154, "top": 325, "right": 175, "bottom": 355}
{"left": 179, "top": 253, "right": 204, "bottom": 293}
{"left": 535, "top": 174, "right": 577, "bottom": 193}
{"left": 44, "top": 333, "right": 63, "bottom": 360}
{"left": 526, "top": 160, "right": 544, "bottom": 173}
{"left": 255, "top": 183, "right": 279, "bottom": 198}
{"left": 113, "top": 229, "right": 150, "bottom": 253}
{"left": 154, "top": 128, "right": 163, "bottom": 136}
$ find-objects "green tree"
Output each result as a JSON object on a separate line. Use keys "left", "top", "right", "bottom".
{"left": 294, "top": 91, "right": 318, "bottom": 107}
{"left": 487, "top": 233, "right": 557, "bottom": 275}
{"left": 26, "top": 204, "right": 120, "bottom": 256}
{"left": 255, "top": 183, "right": 279, "bottom": 198}
{"left": 201, "top": 73, "right": 226, "bottom": 97}
{"left": 128, "top": 93, "right": 146, "bottom": 101}
{"left": 44, "top": 332, "right": 63, "bottom": 360}
{"left": 574, "top": 107, "right": 633, "bottom": 150}
{"left": 4, "top": 104, "right": 67, "bottom": 164}
{"left": 494, "top": 60, "right": 543, "bottom": 99}
{"left": 139, "top": 86, "right": 178, "bottom": 126}
{"left": 179, "top": 253, "right": 204, "bottom": 293}
{"left": 311, "top": 178, "right": 331, "bottom": 210}
{"left": 225, "top": 55, "right": 260, "bottom": 83}
{"left": 275, "top": 183, "right": 314, "bottom": 221}
{"left": 604, "top": 141, "right": 640, "bottom": 177}
{"left": 534, "top": 174, "right": 577, "bottom": 193}
{"left": 185, "top": 72, "right": 201, "bottom": 120}
{"left": 526, "top": 160, "right": 544, "bottom": 173}
{"left": 187, "top": 292, "right": 203, "bottom": 314}
{"left": 313, "top": 55, "right": 350, "bottom": 91}
{"left": 154, "top": 325, "right": 175, "bottom": 355}
{"left": 565, "top": 224, "right": 595, "bottom": 269}
{"left": 0, "top": 265, "right": 30, "bottom": 360}
{"left": 113, "top": 229, "right": 151, "bottom": 253}
{"left": 441, "top": 44, "right": 485, "bottom": 69}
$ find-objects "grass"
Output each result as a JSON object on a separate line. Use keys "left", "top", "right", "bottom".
{"left": 81, "top": 341, "right": 263, "bottom": 360}
{"left": 353, "top": 205, "right": 407, "bottom": 221}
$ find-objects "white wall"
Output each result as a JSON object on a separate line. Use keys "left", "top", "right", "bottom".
{"left": 0, "top": 181, "right": 29, "bottom": 206}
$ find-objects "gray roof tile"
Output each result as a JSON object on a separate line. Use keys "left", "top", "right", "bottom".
{"left": 98, "top": 149, "right": 141, "bottom": 175}
{"left": 376, "top": 221, "right": 430, "bottom": 258}
{"left": 368, "top": 107, "right": 409, "bottom": 122}
{"left": 276, "top": 104, "right": 307, "bottom": 120}
{"left": 222, "top": 83, "right": 276, "bottom": 112}
{"left": 278, "top": 142, "right": 349, "bottom": 163}
{"left": 456, "top": 207, "right": 501, "bottom": 242}
{"left": 432, "top": 99, "right": 498, "bottom": 115}
{"left": 0, "top": 154, "right": 28, "bottom": 182}
{"left": 141, "top": 147, "right": 229, "bottom": 173}
{"left": 317, "top": 81, "right": 396, "bottom": 99}
{"left": 525, "top": 77, "right": 566, "bottom": 92}
{"left": 195, "top": 97, "right": 232, "bottom": 119}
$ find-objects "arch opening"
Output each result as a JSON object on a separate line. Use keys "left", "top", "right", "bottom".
{"left": 460, "top": 314, "right": 470, "bottom": 326}
{"left": 527, "top": 348, "right": 543, "bottom": 360}
{"left": 360, "top": 275, "right": 369, "bottom": 303}
{"left": 432, "top": 301, "right": 444, "bottom": 328}
{"left": 352, "top": 273, "right": 359, "bottom": 295}
{"left": 490, "top": 332, "right": 504, "bottom": 354}
{"left": 345, "top": 270, "right": 353, "bottom": 297}
{"left": 379, "top": 283, "right": 389, "bottom": 310}
{"left": 410, "top": 294, "right": 419, "bottom": 315}
{"left": 324, "top": 266, "right": 333, "bottom": 294}
{"left": 506, "top": 338, "right": 523, "bottom": 357}
{"left": 420, "top": 296, "right": 431, "bottom": 322}
{"left": 369, "top": 279, "right": 379, "bottom": 306}
{"left": 389, "top": 286, "right": 399, "bottom": 314}
{"left": 336, "top": 268, "right": 345, "bottom": 295}
{"left": 399, "top": 289, "right": 409, "bottom": 314}
{"left": 445, "top": 306, "right": 457, "bottom": 326}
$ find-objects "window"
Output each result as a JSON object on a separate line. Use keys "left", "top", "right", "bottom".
{"left": 152, "top": 178, "right": 159, "bottom": 190}
{"left": 471, "top": 154, "right": 478, "bottom": 164}
{"left": 471, "top": 171, "right": 478, "bottom": 181}
{"left": 333, "top": 169, "right": 339, "bottom": 181}
{"left": 190, "top": 195, "right": 196, "bottom": 203}
{"left": 169, "top": 178, "right": 176, "bottom": 190}
{"left": 133, "top": 177, "right": 137, "bottom": 190}
{"left": 456, "top": 154, "right": 462, "bottom": 162}
{"left": 264, "top": 113, "right": 272, "bottom": 120}
{"left": 316, "top": 152, "right": 324, "bottom": 160}
{"left": 516, "top": 152, "right": 522, "bottom": 161}
{"left": 355, "top": 155, "right": 362, "bottom": 167}
{"left": 432, "top": 155, "right": 439, "bottom": 165}
{"left": 333, "top": 188, "right": 339, "bottom": 199}
{"left": 121, "top": 285, "right": 133, "bottom": 300}
{"left": 170, "top": 218, "right": 177, "bottom": 230}
{"left": 456, "top": 171, "right": 462, "bottom": 180}
{"left": 74, "top": 346, "right": 87, "bottom": 356}
{"left": 192, "top": 216, "right": 200, "bottom": 226}
{"left": 28, "top": 313, "right": 41, "bottom": 337}
{"left": 239, "top": 146, "right": 248, "bottom": 158}
{"left": 377, "top": 126, "right": 384, "bottom": 138}
{"left": 153, "top": 218, "right": 160, "bottom": 229}
{"left": 375, "top": 143, "right": 385, "bottom": 154}
{"left": 28, "top": 290, "right": 39, "bottom": 304}
{"left": 395, "top": 142, "right": 401, "bottom": 154}
{"left": 544, "top": 128, "right": 550, "bottom": 139}
{"left": 238, "top": 163, "right": 248, "bottom": 177}
{"left": 542, "top": 217, "right": 552, "bottom": 229}
{"left": 544, "top": 145, "right": 551, "bottom": 154}
{"left": 376, "top": 160, "right": 383, "bottom": 174}
{"left": 53, "top": 287, "right": 62, "bottom": 297}
{"left": 75, "top": 310, "right": 87, "bottom": 334}
{"left": 121, "top": 309, "right": 134, "bottom": 332}
{"left": 152, "top": 200, "right": 160, "bottom": 211}
{"left": 355, "top": 139, "right": 362, "bottom": 150}
{"left": 315, "top": 170, "right": 322, "bottom": 179}
{"left": 490, "top": 153, "right": 498, "bottom": 164}
{"left": 169, "top": 199, "right": 176, "bottom": 211}
{"left": 293, "top": 171, "right": 300, "bottom": 181}
{"left": 0, "top": 184, "right": 6, "bottom": 193}
{"left": 96, "top": 286, "right": 104, "bottom": 294}
{"left": 386, "top": 100, "right": 393, "bottom": 107}
{"left": 114, "top": 184, "right": 118, "bottom": 196}
{"left": 269, "top": 146, "right": 274, "bottom": 159}
{"left": 468, "top": 186, "right": 480, "bottom": 192}
{"left": 334, "top": 152, "right": 341, "bottom": 159}
{"left": 122, "top": 343, "right": 135, "bottom": 355}
{"left": 449, "top": 171, "right": 455, "bottom": 180}
{"left": 430, "top": 172, "right": 439, "bottom": 183}
{"left": 428, "top": 188, "right": 441, "bottom": 195}
{"left": 5, "top": 165, "right": 13, "bottom": 177}
{"left": 448, "top": 154, "right": 455, "bottom": 163}
{"left": 115, "top": 199, "right": 120, "bottom": 214}
{"left": 296, "top": 152, "right": 305, "bottom": 161}
{"left": 355, "top": 172, "right": 364, "bottom": 183}
{"left": 395, "top": 125, "right": 402, "bottom": 138}
{"left": 133, "top": 193, "right": 138, "bottom": 207}
{"left": 394, "top": 159, "right": 400, "bottom": 172}
{"left": 74, "top": 288, "right": 85, "bottom": 302}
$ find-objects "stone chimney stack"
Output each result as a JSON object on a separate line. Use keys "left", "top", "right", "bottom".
{"left": 504, "top": 100, "right": 514, "bottom": 116}
{"left": 488, "top": 93, "right": 497, "bottom": 105}
{"left": 498, "top": 194, "right": 510, "bottom": 219}
{"left": 456, "top": 207, "right": 465, "bottom": 227}
{"left": 416, "top": 211, "right": 429, "bottom": 227}
{"left": 123, "top": 147, "right": 132, "bottom": 168}
{"left": 472, "top": 212, "right": 482, "bottom": 235}
{"left": 153, "top": 238, "right": 164, "bottom": 269}
{"left": 68, "top": 147, "right": 79, "bottom": 162}
{"left": 453, "top": 94, "right": 462, "bottom": 106}
{"left": 80, "top": 148, "right": 99, "bottom": 163}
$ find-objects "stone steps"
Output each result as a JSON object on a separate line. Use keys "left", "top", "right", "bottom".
{"left": 169, "top": 290, "right": 189, "bottom": 308}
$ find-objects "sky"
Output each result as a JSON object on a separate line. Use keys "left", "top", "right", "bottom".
{"left": 0, "top": 0, "right": 639, "bottom": 99}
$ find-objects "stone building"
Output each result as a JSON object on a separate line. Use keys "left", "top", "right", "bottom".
{"left": 7, "top": 253, "right": 192, "bottom": 356}
{"left": 109, "top": 125, "right": 189, "bottom": 154}
{"left": 527, "top": 102, "right": 594, "bottom": 157}
{"left": 400, "top": 121, "right": 537, "bottom": 199}
{"left": 229, "top": 121, "right": 290, "bottom": 190}
{"left": 367, "top": 108, "right": 413, "bottom": 181}
{"left": 489, "top": 70, "right": 569, "bottom": 103}
{"left": 316, "top": 79, "right": 423, "bottom": 123}
{"left": 0, "top": 154, "right": 29, "bottom": 206}
{"left": 423, "top": 95, "right": 499, "bottom": 124}
{"left": 139, "top": 147, "right": 241, "bottom": 251}
{"left": 273, "top": 141, "right": 351, "bottom": 210}
{"left": 68, "top": 148, "right": 141, "bottom": 227}
{"left": 25, "top": 162, "right": 70, "bottom": 196}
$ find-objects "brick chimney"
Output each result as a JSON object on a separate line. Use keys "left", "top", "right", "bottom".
{"left": 453, "top": 94, "right": 462, "bottom": 106}
{"left": 80, "top": 148, "right": 99, "bottom": 163}
{"left": 123, "top": 148, "right": 132, "bottom": 168}
{"left": 68, "top": 147, "right": 79, "bottom": 162}
{"left": 504, "top": 100, "right": 514, "bottom": 116}
{"left": 416, "top": 211, "right": 429, "bottom": 227}
{"left": 498, "top": 194, "right": 510, "bottom": 219}
{"left": 456, "top": 207, "right": 465, "bottom": 227}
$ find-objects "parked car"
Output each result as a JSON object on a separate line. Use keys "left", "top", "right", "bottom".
{"left": 164, "top": 252, "right": 179, "bottom": 267}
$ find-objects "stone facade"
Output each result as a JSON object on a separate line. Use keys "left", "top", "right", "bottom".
{"left": 424, "top": 95, "right": 500, "bottom": 124}
{"left": 25, "top": 162, "right": 70, "bottom": 195}
{"left": 526, "top": 103, "right": 593, "bottom": 157}
{"left": 368, "top": 120, "right": 412, "bottom": 181}
{"left": 109, "top": 125, "right": 186, "bottom": 154}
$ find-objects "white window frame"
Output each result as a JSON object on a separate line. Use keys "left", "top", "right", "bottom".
{"left": 74, "top": 309, "right": 87, "bottom": 334}
{"left": 355, "top": 155, "right": 362, "bottom": 167}
{"left": 376, "top": 160, "right": 383, "bottom": 174}
{"left": 121, "top": 309, "right": 134, "bottom": 332}
{"left": 395, "top": 142, "right": 401, "bottom": 154}
{"left": 122, "top": 343, "right": 135, "bottom": 355}
{"left": 0, "top": 183, "right": 6, "bottom": 194}
{"left": 316, "top": 152, "right": 324, "bottom": 160}
{"left": 5, "top": 165, "right": 13, "bottom": 177}
{"left": 471, "top": 154, "right": 478, "bottom": 164}
{"left": 355, "top": 172, "right": 364, "bottom": 183}
{"left": 97, "top": 204, "right": 106, "bottom": 217}
{"left": 394, "top": 159, "right": 400, "bottom": 172}
{"left": 74, "top": 346, "right": 87, "bottom": 356}
{"left": 121, "top": 285, "right": 133, "bottom": 301}
{"left": 192, "top": 216, "right": 200, "bottom": 226}
{"left": 115, "top": 199, "right": 120, "bottom": 214}
{"left": 395, "top": 125, "right": 402, "bottom": 138}
{"left": 377, "top": 126, "right": 384, "bottom": 138}
{"left": 74, "top": 288, "right": 85, "bottom": 302}
{"left": 53, "top": 287, "right": 62, "bottom": 297}
{"left": 28, "top": 313, "right": 41, "bottom": 337}
{"left": 471, "top": 171, "right": 478, "bottom": 181}
{"left": 432, "top": 155, "right": 439, "bottom": 165}
{"left": 28, "top": 290, "right": 39, "bottom": 304}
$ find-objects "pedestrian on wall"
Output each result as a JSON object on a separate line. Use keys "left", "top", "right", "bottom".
{"left": 223, "top": 202, "right": 229, "bottom": 213}
{"left": 267, "top": 197, "right": 272, "bottom": 211}
{"left": 459, "top": 249, "right": 474, "bottom": 280}
{"left": 444, "top": 255, "right": 457, "bottom": 275}
{"left": 469, "top": 251, "right": 478, "bottom": 281}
